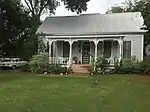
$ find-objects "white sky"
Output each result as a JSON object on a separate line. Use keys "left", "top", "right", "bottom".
{"left": 22, "top": 0, "right": 125, "bottom": 20}
{"left": 56, "top": 0, "right": 124, "bottom": 15}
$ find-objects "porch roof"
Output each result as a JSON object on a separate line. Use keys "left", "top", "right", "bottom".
{"left": 37, "top": 12, "right": 146, "bottom": 36}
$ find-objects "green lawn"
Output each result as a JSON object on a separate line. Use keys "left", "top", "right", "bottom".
{"left": 0, "top": 72, "right": 150, "bottom": 112}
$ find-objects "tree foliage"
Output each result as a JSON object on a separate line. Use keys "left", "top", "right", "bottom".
{"left": 106, "top": 0, "right": 138, "bottom": 13}
{"left": 0, "top": 0, "right": 90, "bottom": 59}
{"left": 106, "top": 5, "right": 124, "bottom": 14}
{"left": 23, "top": 0, "right": 90, "bottom": 29}
{"left": 0, "top": 0, "right": 37, "bottom": 59}
{"left": 21, "top": 0, "right": 91, "bottom": 59}
{"left": 0, "top": 0, "right": 27, "bottom": 55}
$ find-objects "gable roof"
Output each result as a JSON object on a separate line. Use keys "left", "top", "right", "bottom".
{"left": 37, "top": 12, "right": 145, "bottom": 36}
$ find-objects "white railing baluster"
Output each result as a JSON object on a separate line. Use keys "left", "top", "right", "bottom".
{"left": 49, "top": 57, "right": 69, "bottom": 65}
{"left": 105, "top": 58, "right": 118, "bottom": 65}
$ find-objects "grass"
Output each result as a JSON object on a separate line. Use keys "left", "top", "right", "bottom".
{"left": 0, "top": 72, "right": 150, "bottom": 112}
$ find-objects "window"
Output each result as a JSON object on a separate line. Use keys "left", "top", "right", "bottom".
{"left": 123, "top": 41, "right": 131, "bottom": 58}
{"left": 104, "top": 41, "right": 112, "bottom": 58}
{"left": 63, "top": 42, "right": 69, "bottom": 57}
{"left": 51, "top": 42, "right": 53, "bottom": 57}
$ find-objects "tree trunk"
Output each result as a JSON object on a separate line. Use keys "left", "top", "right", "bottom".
{"left": 31, "top": 14, "right": 41, "bottom": 34}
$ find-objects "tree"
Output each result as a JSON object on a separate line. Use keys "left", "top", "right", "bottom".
{"left": 23, "top": 0, "right": 90, "bottom": 31}
{"left": 0, "top": 0, "right": 36, "bottom": 58}
{"left": 132, "top": 0, "right": 150, "bottom": 46}
{"left": 20, "top": 0, "right": 90, "bottom": 60}
{"left": 106, "top": 5, "right": 124, "bottom": 14}
{"left": 106, "top": 0, "right": 137, "bottom": 13}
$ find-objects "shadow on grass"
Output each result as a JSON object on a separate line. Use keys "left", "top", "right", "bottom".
{"left": 0, "top": 70, "right": 34, "bottom": 83}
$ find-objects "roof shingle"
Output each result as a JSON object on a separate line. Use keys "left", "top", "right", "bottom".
{"left": 37, "top": 12, "right": 145, "bottom": 36}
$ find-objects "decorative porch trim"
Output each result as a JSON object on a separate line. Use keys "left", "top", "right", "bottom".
{"left": 46, "top": 34, "right": 126, "bottom": 39}
{"left": 38, "top": 31, "right": 146, "bottom": 37}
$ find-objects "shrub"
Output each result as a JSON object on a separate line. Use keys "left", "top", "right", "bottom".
{"left": 22, "top": 63, "right": 30, "bottom": 72}
{"left": 114, "top": 56, "right": 141, "bottom": 74}
{"left": 95, "top": 56, "right": 107, "bottom": 69}
{"left": 91, "top": 55, "right": 150, "bottom": 75}
{"left": 112, "top": 57, "right": 120, "bottom": 74}
{"left": 144, "top": 67, "right": 150, "bottom": 74}
{"left": 28, "top": 52, "right": 68, "bottom": 74}
{"left": 140, "top": 61, "right": 150, "bottom": 75}
{"left": 28, "top": 52, "right": 50, "bottom": 74}
{"left": 49, "top": 64, "right": 68, "bottom": 74}
{"left": 91, "top": 56, "right": 109, "bottom": 75}
{"left": 113, "top": 56, "right": 150, "bottom": 75}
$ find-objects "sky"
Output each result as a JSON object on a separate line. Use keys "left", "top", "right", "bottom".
{"left": 22, "top": 0, "right": 125, "bottom": 20}
{"left": 55, "top": 0, "right": 124, "bottom": 16}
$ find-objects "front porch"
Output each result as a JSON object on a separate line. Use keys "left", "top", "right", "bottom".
{"left": 48, "top": 37, "right": 124, "bottom": 67}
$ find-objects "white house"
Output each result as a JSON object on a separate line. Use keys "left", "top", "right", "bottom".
{"left": 37, "top": 12, "right": 145, "bottom": 68}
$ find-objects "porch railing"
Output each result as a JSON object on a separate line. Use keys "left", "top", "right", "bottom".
{"left": 105, "top": 58, "right": 119, "bottom": 66}
{"left": 49, "top": 57, "right": 69, "bottom": 65}
{"left": 49, "top": 57, "right": 119, "bottom": 67}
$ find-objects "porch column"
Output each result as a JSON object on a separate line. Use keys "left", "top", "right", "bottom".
{"left": 118, "top": 39, "right": 123, "bottom": 61}
{"left": 69, "top": 41, "right": 73, "bottom": 61}
{"left": 95, "top": 44, "right": 98, "bottom": 60}
{"left": 93, "top": 39, "right": 99, "bottom": 60}
{"left": 53, "top": 41, "right": 56, "bottom": 57}
{"left": 49, "top": 40, "right": 53, "bottom": 57}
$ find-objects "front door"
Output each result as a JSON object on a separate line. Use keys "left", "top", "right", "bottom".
{"left": 82, "top": 42, "right": 90, "bottom": 64}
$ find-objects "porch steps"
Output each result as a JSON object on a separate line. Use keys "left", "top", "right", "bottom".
{"left": 82, "top": 57, "right": 90, "bottom": 64}
{"left": 71, "top": 64, "right": 91, "bottom": 74}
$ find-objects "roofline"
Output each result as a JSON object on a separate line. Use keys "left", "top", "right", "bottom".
{"left": 43, "top": 11, "right": 142, "bottom": 19}
{"left": 46, "top": 35, "right": 125, "bottom": 39}
{"left": 37, "top": 31, "right": 146, "bottom": 37}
